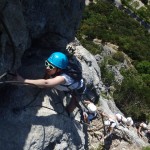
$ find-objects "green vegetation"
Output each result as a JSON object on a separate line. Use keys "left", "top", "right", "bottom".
{"left": 143, "top": 146, "right": 150, "bottom": 150}
{"left": 135, "top": 61, "right": 150, "bottom": 86}
{"left": 135, "top": 61, "right": 150, "bottom": 74}
{"left": 107, "top": 57, "right": 118, "bottom": 66}
{"left": 76, "top": 0, "right": 150, "bottom": 120}
{"left": 100, "top": 57, "right": 115, "bottom": 85}
{"left": 77, "top": 0, "right": 150, "bottom": 61}
{"left": 114, "top": 69, "right": 150, "bottom": 119}
{"left": 137, "top": 6, "right": 150, "bottom": 23}
{"left": 77, "top": 39, "right": 103, "bottom": 54}
{"left": 141, "top": 0, "right": 148, "bottom": 5}
{"left": 112, "top": 51, "right": 124, "bottom": 62}
{"left": 121, "top": 0, "right": 150, "bottom": 23}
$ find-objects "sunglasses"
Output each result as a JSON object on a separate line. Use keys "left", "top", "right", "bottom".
{"left": 45, "top": 60, "right": 55, "bottom": 70}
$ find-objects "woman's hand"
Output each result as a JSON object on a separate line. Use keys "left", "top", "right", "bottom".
{"left": 100, "top": 111, "right": 105, "bottom": 116}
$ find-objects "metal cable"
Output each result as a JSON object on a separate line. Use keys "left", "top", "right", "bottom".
{"left": 0, "top": 80, "right": 39, "bottom": 88}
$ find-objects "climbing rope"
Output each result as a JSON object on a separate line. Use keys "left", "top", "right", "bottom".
{"left": 0, "top": 80, "right": 39, "bottom": 88}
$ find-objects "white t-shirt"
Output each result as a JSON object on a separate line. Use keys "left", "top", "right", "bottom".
{"left": 54, "top": 73, "right": 83, "bottom": 91}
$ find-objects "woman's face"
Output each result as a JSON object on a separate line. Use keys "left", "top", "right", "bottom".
{"left": 45, "top": 60, "right": 60, "bottom": 75}
{"left": 45, "top": 67, "right": 58, "bottom": 75}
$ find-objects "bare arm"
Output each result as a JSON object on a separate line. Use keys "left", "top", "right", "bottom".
{"left": 101, "top": 112, "right": 116, "bottom": 121}
{"left": 138, "top": 126, "right": 142, "bottom": 133}
{"left": 83, "top": 100, "right": 91, "bottom": 105}
{"left": 17, "top": 74, "right": 65, "bottom": 88}
{"left": 101, "top": 112, "right": 109, "bottom": 118}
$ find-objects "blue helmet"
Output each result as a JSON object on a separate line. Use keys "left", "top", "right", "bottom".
{"left": 47, "top": 52, "right": 68, "bottom": 69}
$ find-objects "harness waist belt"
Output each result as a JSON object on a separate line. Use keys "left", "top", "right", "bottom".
{"left": 76, "top": 82, "right": 86, "bottom": 94}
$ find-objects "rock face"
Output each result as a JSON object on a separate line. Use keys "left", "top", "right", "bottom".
{"left": 0, "top": 40, "right": 101, "bottom": 149}
{"left": 0, "top": 1, "right": 99, "bottom": 149}
{"left": 0, "top": 0, "right": 85, "bottom": 70}
{"left": 0, "top": 1, "right": 88, "bottom": 150}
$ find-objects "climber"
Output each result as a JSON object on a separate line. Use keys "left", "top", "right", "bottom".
{"left": 17, "top": 51, "right": 95, "bottom": 115}
{"left": 126, "top": 117, "right": 134, "bottom": 127}
{"left": 135, "top": 122, "right": 150, "bottom": 139}
{"left": 100, "top": 112, "right": 118, "bottom": 139}
{"left": 81, "top": 102, "right": 97, "bottom": 124}
{"left": 115, "top": 113, "right": 127, "bottom": 127}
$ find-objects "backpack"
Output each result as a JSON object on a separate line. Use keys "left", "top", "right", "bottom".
{"left": 65, "top": 45, "right": 83, "bottom": 82}
{"left": 63, "top": 61, "right": 83, "bottom": 82}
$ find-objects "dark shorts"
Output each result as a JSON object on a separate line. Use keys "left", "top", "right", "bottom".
{"left": 88, "top": 113, "right": 96, "bottom": 121}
